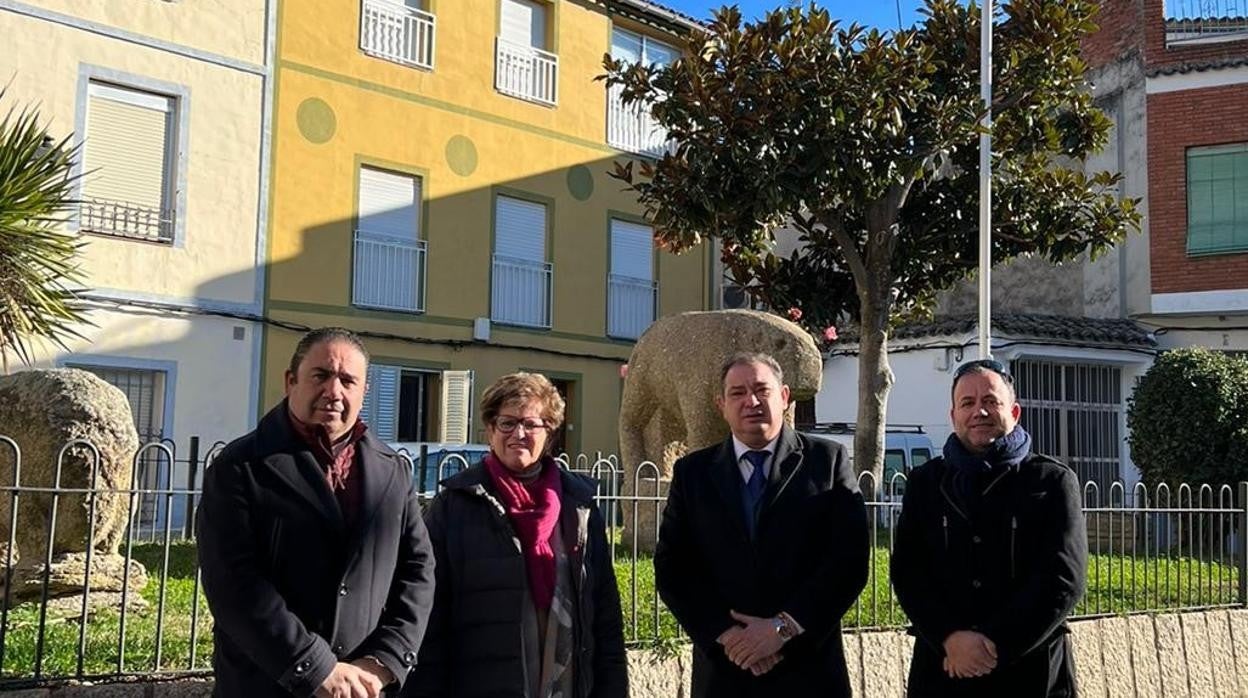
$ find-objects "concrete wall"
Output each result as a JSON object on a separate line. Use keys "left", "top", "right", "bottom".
{"left": 18, "top": 609, "right": 1248, "bottom": 697}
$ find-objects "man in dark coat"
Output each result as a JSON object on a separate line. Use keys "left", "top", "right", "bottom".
{"left": 891, "top": 359, "right": 1088, "bottom": 698}
{"left": 198, "top": 327, "right": 435, "bottom": 698}
{"left": 655, "top": 352, "right": 869, "bottom": 698}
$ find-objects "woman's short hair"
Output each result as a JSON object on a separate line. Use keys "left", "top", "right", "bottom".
{"left": 480, "top": 372, "right": 566, "bottom": 430}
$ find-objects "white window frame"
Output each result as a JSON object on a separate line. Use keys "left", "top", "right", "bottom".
{"left": 352, "top": 165, "right": 427, "bottom": 313}
{"left": 607, "top": 218, "right": 657, "bottom": 339}
{"left": 73, "top": 65, "right": 190, "bottom": 247}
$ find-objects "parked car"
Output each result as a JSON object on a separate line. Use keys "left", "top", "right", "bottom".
{"left": 389, "top": 442, "right": 490, "bottom": 493}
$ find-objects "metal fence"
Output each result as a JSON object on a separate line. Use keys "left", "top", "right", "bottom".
{"left": 0, "top": 437, "right": 1245, "bottom": 687}
{"left": 1165, "top": 0, "right": 1248, "bottom": 44}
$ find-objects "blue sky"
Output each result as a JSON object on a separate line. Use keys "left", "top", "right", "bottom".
{"left": 660, "top": 0, "right": 930, "bottom": 30}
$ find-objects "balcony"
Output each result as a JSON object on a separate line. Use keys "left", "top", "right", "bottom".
{"left": 353, "top": 230, "right": 427, "bottom": 313}
{"left": 1166, "top": 0, "right": 1248, "bottom": 45}
{"left": 491, "top": 254, "right": 552, "bottom": 328}
{"left": 79, "top": 197, "right": 174, "bottom": 244}
{"left": 607, "top": 274, "right": 657, "bottom": 340}
{"left": 495, "top": 38, "right": 558, "bottom": 107}
{"left": 607, "top": 84, "right": 672, "bottom": 157}
{"left": 360, "top": 0, "right": 436, "bottom": 71}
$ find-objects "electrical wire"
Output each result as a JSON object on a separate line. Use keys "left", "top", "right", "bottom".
{"left": 80, "top": 295, "right": 634, "bottom": 364}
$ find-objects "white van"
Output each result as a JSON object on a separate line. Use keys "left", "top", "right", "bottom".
{"left": 801, "top": 423, "right": 935, "bottom": 495}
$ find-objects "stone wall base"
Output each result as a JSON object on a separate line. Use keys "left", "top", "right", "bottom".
{"left": 9, "top": 609, "right": 1248, "bottom": 697}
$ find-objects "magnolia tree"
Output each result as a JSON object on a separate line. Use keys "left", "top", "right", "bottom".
{"left": 603, "top": 0, "right": 1140, "bottom": 480}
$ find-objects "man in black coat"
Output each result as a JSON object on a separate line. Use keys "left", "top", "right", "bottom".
{"left": 891, "top": 359, "right": 1088, "bottom": 697}
{"left": 655, "top": 352, "right": 869, "bottom": 698}
{"left": 198, "top": 328, "right": 435, "bottom": 698}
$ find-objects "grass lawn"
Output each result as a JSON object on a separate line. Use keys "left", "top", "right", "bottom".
{"left": 0, "top": 540, "right": 1239, "bottom": 680}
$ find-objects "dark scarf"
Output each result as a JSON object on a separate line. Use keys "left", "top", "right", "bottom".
{"left": 484, "top": 454, "right": 563, "bottom": 612}
{"left": 942, "top": 426, "right": 1032, "bottom": 512}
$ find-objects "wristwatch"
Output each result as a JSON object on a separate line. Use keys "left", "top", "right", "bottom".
{"left": 772, "top": 615, "right": 796, "bottom": 642}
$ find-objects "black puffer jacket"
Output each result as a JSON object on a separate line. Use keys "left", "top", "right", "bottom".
{"left": 891, "top": 453, "right": 1088, "bottom": 698}
{"left": 403, "top": 463, "right": 628, "bottom": 698}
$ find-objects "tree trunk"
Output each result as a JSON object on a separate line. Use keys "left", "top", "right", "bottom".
{"left": 852, "top": 281, "right": 895, "bottom": 500}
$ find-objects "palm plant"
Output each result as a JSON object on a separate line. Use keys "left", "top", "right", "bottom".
{"left": 0, "top": 86, "right": 89, "bottom": 374}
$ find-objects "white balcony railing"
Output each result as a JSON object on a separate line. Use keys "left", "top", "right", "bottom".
{"left": 491, "top": 254, "right": 553, "bottom": 328}
{"left": 607, "top": 84, "right": 672, "bottom": 157}
{"left": 353, "top": 230, "right": 427, "bottom": 313}
{"left": 360, "top": 0, "right": 436, "bottom": 70}
{"left": 494, "top": 37, "right": 558, "bottom": 107}
{"left": 607, "top": 274, "right": 657, "bottom": 340}
{"left": 1165, "top": 0, "right": 1248, "bottom": 44}
{"left": 79, "top": 197, "right": 174, "bottom": 243}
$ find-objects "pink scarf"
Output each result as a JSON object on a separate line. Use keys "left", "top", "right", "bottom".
{"left": 484, "top": 454, "right": 563, "bottom": 611}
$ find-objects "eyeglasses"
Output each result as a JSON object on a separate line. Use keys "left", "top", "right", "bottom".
{"left": 493, "top": 417, "right": 550, "bottom": 434}
{"left": 954, "top": 359, "right": 1013, "bottom": 383}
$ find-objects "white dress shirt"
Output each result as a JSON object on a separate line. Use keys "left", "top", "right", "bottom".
{"left": 732, "top": 434, "right": 780, "bottom": 484}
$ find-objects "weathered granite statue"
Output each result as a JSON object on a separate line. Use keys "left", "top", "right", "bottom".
{"left": 0, "top": 369, "right": 146, "bottom": 610}
{"left": 618, "top": 310, "right": 823, "bottom": 548}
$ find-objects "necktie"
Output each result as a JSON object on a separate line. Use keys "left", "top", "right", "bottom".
{"left": 742, "top": 450, "right": 769, "bottom": 537}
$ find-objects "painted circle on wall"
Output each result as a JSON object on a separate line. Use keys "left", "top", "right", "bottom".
{"left": 445, "top": 135, "right": 479, "bottom": 177}
{"left": 567, "top": 165, "right": 595, "bottom": 201}
{"left": 296, "top": 98, "right": 337, "bottom": 144}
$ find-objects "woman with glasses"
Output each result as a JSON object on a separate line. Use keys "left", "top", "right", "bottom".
{"left": 405, "top": 372, "right": 628, "bottom": 698}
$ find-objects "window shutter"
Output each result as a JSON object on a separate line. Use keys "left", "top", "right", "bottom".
{"left": 358, "top": 167, "right": 420, "bottom": 240}
{"left": 500, "top": 0, "right": 545, "bottom": 49}
{"left": 82, "top": 83, "right": 172, "bottom": 211}
{"left": 611, "top": 219, "right": 653, "bottom": 280}
{"left": 494, "top": 196, "right": 546, "bottom": 262}
{"left": 439, "top": 370, "right": 473, "bottom": 444}
{"left": 363, "top": 364, "right": 400, "bottom": 442}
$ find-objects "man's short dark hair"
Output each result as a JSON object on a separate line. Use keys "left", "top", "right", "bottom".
{"left": 951, "top": 359, "right": 1016, "bottom": 401}
{"left": 288, "top": 327, "right": 370, "bottom": 375}
{"left": 720, "top": 352, "right": 785, "bottom": 391}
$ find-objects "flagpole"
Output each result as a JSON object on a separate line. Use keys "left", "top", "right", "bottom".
{"left": 977, "top": 0, "right": 993, "bottom": 359}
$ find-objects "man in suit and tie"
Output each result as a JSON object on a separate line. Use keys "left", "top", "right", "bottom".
{"left": 655, "top": 352, "right": 869, "bottom": 697}
{"left": 198, "top": 327, "right": 435, "bottom": 698}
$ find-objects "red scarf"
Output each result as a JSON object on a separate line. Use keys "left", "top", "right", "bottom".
{"left": 484, "top": 453, "right": 562, "bottom": 611}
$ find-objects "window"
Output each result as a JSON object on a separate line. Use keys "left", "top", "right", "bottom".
{"left": 495, "top": 0, "right": 558, "bottom": 105}
{"left": 71, "top": 364, "right": 169, "bottom": 536}
{"left": 1187, "top": 143, "right": 1248, "bottom": 255}
{"left": 359, "top": 0, "right": 436, "bottom": 70}
{"left": 492, "top": 195, "right": 552, "bottom": 328}
{"left": 353, "top": 166, "right": 426, "bottom": 312}
{"left": 80, "top": 82, "right": 177, "bottom": 243}
{"left": 607, "top": 28, "right": 676, "bottom": 155}
{"left": 910, "top": 447, "right": 932, "bottom": 465}
{"left": 360, "top": 366, "right": 474, "bottom": 444}
{"left": 608, "top": 218, "right": 656, "bottom": 339}
{"left": 1012, "top": 359, "right": 1123, "bottom": 491}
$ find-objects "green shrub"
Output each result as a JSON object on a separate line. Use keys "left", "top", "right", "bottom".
{"left": 1127, "top": 348, "right": 1248, "bottom": 486}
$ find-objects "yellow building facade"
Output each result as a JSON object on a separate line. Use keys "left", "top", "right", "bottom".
{"left": 264, "top": 0, "right": 712, "bottom": 454}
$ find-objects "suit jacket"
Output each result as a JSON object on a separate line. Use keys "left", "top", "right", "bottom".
{"left": 197, "top": 401, "right": 436, "bottom": 697}
{"left": 654, "top": 426, "right": 869, "bottom": 698}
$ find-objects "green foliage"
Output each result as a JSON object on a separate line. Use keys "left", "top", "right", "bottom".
{"left": 0, "top": 86, "right": 89, "bottom": 371}
{"left": 602, "top": 0, "right": 1140, "bottom": 333}
{"left": 1127, "top": 348, "right": 1248, "bottom": 486}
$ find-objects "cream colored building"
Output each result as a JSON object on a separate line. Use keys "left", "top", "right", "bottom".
{"left": 0, "top": 1, "right": 273, "bottom": 489}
